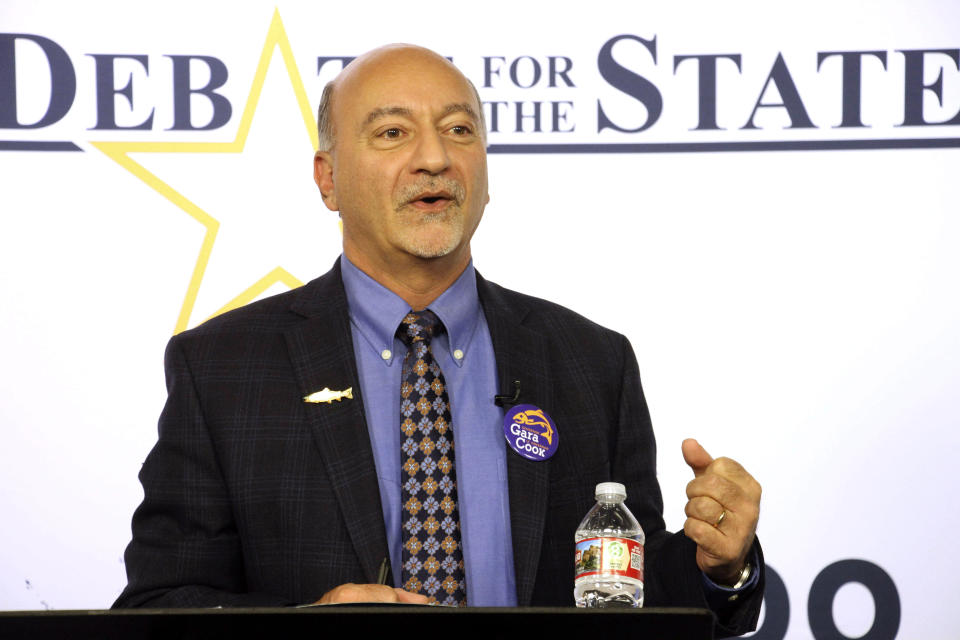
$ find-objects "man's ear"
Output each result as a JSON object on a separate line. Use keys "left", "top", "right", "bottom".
{"left": 313, "top": 151, "right": 338, "bottom": 211}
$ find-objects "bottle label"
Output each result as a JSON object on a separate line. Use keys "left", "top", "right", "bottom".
{"left": 574, "top": 537, "right": 644, "bottom": 582}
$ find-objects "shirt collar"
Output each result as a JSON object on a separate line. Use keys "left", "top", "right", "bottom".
{"left": 340, "top": 255, "right": 482, "bottom": 367}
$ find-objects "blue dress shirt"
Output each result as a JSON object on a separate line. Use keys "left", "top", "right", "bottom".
{"left": 341, "top": 256, "right": 518, "bottom": 606}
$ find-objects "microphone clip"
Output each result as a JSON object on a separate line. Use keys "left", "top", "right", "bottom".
{"left": 494, "top": 380, "right": 521, "bottom": 408}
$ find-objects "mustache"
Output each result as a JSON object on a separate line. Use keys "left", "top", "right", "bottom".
{"left": 395, "top": 178, "right": 465, "bottom": 206}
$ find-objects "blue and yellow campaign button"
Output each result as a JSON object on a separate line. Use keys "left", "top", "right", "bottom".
{"left": 503, "top": 404, "right": 558, "bottom": 461}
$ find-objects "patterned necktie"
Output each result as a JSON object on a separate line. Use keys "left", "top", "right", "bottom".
{"left": 397, "top": 310, "right": 467, "bottom": 606}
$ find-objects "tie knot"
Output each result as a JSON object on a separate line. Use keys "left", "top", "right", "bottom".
{"left": 397, "top": 310, "right": 443, "bottom": 347}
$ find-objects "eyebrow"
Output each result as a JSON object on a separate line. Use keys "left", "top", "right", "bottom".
{"left": 439, "top": 103, "right": 481, "bottom": 122}
{"left": 362, "top": 103, "right": 480, "bottom": 128}
{"left": 363, "top": 106, "right": 412, "bottom": 127}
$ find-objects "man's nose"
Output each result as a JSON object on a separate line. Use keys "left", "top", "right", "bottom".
{"left": 409, "top": 129, "right": 451, "bottom": 175}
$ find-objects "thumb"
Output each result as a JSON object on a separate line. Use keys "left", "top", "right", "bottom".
{"left": 682, "top": 438, "right": 713, "bottom": 477}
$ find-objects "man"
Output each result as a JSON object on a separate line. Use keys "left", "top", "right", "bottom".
{"left": 116, "top": 44, "right": 763, "bottom": 635}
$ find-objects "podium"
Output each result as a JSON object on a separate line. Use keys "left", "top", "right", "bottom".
{"left": 0, "top": 606, "right": 715, "bottom": 639}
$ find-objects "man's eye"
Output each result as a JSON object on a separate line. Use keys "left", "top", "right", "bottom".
{"left": 450, "top": 125, "right": 472, "bottom": 136}
{"left": 381, "top": 128, "right": 402, "bottom": 139}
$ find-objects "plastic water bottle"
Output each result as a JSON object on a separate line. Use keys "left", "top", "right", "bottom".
{"left": 574, "top": 482, "right": 645, "bottom": 607}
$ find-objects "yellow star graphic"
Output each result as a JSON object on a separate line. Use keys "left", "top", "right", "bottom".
{"left": 92, "top": 9, "right": 324, "bottom": 334}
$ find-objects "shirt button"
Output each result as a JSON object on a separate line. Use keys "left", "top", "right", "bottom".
{"left": 453, "top": 349, "right": 464, "bottom": 360}
{"left": 381, "top": 349, "right": 392, "bottom": 360}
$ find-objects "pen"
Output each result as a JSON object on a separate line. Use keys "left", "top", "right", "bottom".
{"left": 377, "top": 557, "right": 389, "bottom": 585}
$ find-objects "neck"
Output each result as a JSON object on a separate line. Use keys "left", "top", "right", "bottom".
{"left": 344, "top": 246, "right": 471, "bottom": 311}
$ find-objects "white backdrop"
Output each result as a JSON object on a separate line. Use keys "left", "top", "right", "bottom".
{"left": 2, "top": 2, "right": 958, "bottom": 638}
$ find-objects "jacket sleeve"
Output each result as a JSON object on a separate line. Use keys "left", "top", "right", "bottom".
{"left": 113, "top": 336, "right": 295, "bottom": 608}
{"left": 613, "top": 333, "right": 764, "bottom": 637}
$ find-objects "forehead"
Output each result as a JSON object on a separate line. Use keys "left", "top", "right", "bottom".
{"left": 333, "top": 49, "right": 479, "bottom": 129}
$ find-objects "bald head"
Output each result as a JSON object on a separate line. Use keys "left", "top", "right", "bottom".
{"left": 316, "top": 44, "right": 486, "bottom": 152}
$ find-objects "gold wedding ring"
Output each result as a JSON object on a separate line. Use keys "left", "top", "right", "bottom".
{"left": 714, "top": 509, "right": 727, "bottom": 528}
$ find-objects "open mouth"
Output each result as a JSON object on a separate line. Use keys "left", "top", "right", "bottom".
{"left": 398, "top": 181, "right": 464, "bottom": 211}
{"left": 408, "top": 190, "right": 455, "bottom": 209}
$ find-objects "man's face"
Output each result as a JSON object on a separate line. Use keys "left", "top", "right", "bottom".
{"left": 315, "top": 46, "right": 489, "bottom": 271}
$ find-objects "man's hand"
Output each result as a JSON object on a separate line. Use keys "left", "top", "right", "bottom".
{"left": 682, "top": 438, "right": 761, "bottom": 586}
{"left": 315, "top": 583, "right": 430, "bottom": 605}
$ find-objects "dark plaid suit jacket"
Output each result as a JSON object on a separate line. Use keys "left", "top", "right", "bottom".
{"left": 116, "top": 259, "right": 762, "bottom": 635}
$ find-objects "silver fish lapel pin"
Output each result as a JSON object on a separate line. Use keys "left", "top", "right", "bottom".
{"left": 303, "top": 387, "right": 353, "bottom": 404}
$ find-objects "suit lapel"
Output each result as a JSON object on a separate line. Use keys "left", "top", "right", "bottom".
{"left": 477, "top": 274, "right": 553, "bottom": 606}
{"left": 284, "top": 262, "right": 390, "bottom": 584}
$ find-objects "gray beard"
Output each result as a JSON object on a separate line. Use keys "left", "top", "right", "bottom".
{"left": 395, "top": 207, "right": 464, "bottom": 258}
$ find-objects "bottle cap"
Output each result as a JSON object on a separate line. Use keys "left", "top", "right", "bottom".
{"left": 595, "top": 482, "right": 626, "bottom": 498}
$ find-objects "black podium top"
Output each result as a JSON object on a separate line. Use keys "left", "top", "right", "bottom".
{"left": 0, "top": 606, "right": 714, "bottom": 640}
